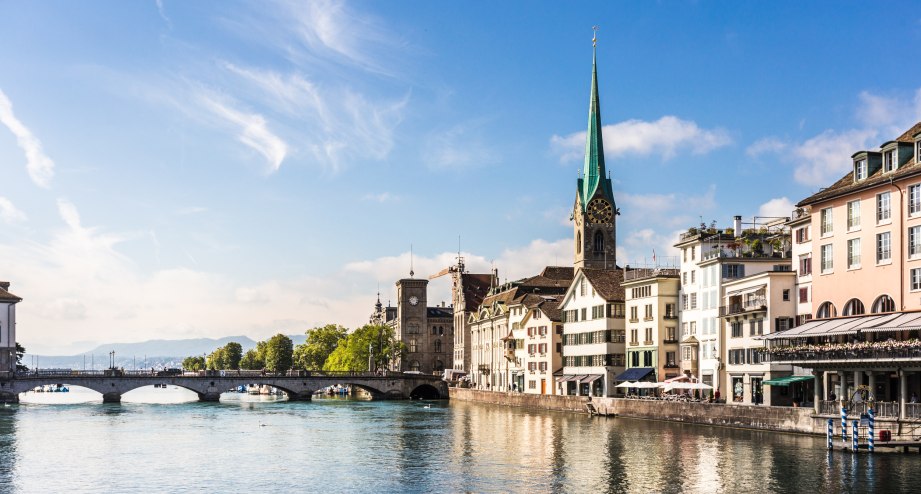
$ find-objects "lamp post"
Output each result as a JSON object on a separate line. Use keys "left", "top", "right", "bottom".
{"left": 368, "top": 343, "right": 373, "bottom": 373}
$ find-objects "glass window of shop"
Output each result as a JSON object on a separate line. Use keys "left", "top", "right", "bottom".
{"left": 732, "top": 377, "right": 745, "bottom": 402}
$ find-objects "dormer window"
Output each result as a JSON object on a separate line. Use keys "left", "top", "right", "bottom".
{"left": 855, "top": 159, "right": 868, "bottom": 180}
{"left": 883, "top": 149, "right": 896, "bottom": 173}
{"left": 917, "top": 140, "right": 921, "bottom": 163}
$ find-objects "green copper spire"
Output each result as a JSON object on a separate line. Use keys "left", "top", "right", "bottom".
{"left": 579, "top": 34, "right": 614, "bottom": 210}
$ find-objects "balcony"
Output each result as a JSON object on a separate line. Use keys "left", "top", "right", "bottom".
{"left": 763, "top": 345, "right": 921, "bottom": 364}
{"left": 663, "top": 338, "right": 679, "bottom": 344}
{"left": 664, "top": 362, "right": 679, "bottom": 369}
{"left": 663, "top": 313, "right": 678, "bottom": 320}
{"left": 719, "top": 299, "right": 767, "bottom": 317}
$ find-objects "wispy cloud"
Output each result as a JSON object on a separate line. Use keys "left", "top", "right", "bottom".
{"left": 551, "top": 116, "right": 732, "bottom": 163}
{"left": 747, "top": 88, "right": 921, "bottom": 186}
{"left": 423, "top": 121, "right": 500, "bottom": 170}
{"left": 0, "top": 197, "right": 26, "bottom": 224}
{"left": 0, "top": 88, "right": 55, "bottom": 188}
{"left": 198, "top": 93, "right": 288, "bottom": 173}
{"left": 362, "top": 192, "right": 399, "bottom": 203}
{"left": 222, "top": 63, "right": 407, "bottom": 171}
{"left": 154, "top": 0, "right": 172, "bottom": 29}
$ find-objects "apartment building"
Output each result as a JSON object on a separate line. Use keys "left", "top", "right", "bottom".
{"left": 622, "top": 268, "right": 681, "bottom": 383}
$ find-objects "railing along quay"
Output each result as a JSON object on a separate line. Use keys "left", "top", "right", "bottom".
{"left": 764, "top": 347, "right": 921, "bottom": 363}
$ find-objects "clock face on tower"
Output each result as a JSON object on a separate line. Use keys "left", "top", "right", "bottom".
{"left": 409, "top": 296, "right": 419, "bottom": 306}
{"left": 587, "top": 198, "right": 613, "bottom": 224}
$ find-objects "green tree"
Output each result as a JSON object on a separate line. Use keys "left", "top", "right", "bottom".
{"left": 294, "top": 324, "right": 348, "bottom": 370}
{"left": 240, "top": 349, "right": 263, "bottom": 370}
{"left": 264, "top": 334, "right": 294, "bottom": 374}
{"left": 324, "top": 324, "right": 404, "bottom": 372}
{"left": 222, "top": 342, "right": 243, "bottom": 370}
{"left": 206, "top": 348, "right": 226, "bottom": 370}
{"left": 15, "top": 342, "right": 27, "bottom": 372}
{"left": 182, "top": 356, "right": 205, "bottom": 371}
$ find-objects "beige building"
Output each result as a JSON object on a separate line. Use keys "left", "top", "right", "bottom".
{"left": 468, "top": 267, "right": 572, "bottom": 391}
{"left": 721, "top": 270, "right": 797, "bottom": 406}
{"left": 622, "top": 268, "right": 681, "bottom": 383}
{"left": 0, "top": 282, "right": 22, "bottom": 376}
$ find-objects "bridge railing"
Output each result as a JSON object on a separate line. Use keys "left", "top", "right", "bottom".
{"left": 12, "top": 369, "right": 437, "bottom": 379}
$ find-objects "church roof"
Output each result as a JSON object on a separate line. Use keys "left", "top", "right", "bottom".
{"left": 578, "top": 45, "right": 615, "bottom": 210}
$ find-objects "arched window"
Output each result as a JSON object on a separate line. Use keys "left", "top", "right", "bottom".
{"left": 409, "top": 339, "right": 418, "bottom": 353}
{"left": 576, "top": 231, "right": 582, "bottom": 254}
{"left": 594, "top": 230, "right": 604, "bottom": 253}
{"left": 438, "top": 327, "right": 444, "bottom": 336}
{"left": 434, "top": 340, "right": 442, "bottom": 353}
{"left": 842, "top": 299, "right": 865, "bottom": 316}
{"left": 410, "top": 360, "right": 420, "bottom": 372}
{"left": 816, "top": 302, "right": 837, "bottom": 319}
{"left": 434, "top": 360, "right": 444, "bottom": 372}
{"left": 872, "top": 295, "right": 895, "bottom": 313}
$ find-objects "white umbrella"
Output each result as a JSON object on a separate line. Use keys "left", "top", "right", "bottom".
{"left": 615, "top": 381, "right": 637, "bottom": 388}
{"left": 634, "top": 381, "right": 660, "bottom": 389}
{"left": 689, "top": 382, "right": 713, "bottom": 390}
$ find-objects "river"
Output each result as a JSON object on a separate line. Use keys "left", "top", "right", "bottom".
{"left": 1, "top": 388, "right": 918, "bottom": 493}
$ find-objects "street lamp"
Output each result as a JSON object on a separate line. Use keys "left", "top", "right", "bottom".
{"left": 368, "top": 343, "right": 373, "bottom": 373}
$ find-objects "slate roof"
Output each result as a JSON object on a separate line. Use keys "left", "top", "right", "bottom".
{"left": 427, "top": 307, "right": 453, "bottom": 318}
{"left": 0, "top": 283, "right": 21, "bottom": 303}
{"left": 522, "top": 293, "right": 564, "bottom": 322}
{"left": 798, "top": 122, "right": 921, "bottom": 207}
{"left": 581, "top": 268, "right": 626, "bottom": 301}
{"left": 460, "top": 273, "right": 493, "bottom": 312}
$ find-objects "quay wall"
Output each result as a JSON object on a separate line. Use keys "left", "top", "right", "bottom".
{"left": 448, "top": 388, "right": 589, "bottom": 413}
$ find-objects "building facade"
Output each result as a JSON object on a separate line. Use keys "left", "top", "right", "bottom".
{"left": 374, "top": 277, "right": 454, "bottom": 374}
{"left": 622, "top": 268, "right": 681, "bottom": 383}
{"left": 0, "top": 282, "right": 21, "bottom": 376}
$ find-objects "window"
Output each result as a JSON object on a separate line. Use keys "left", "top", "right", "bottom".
{"left": 799, "top": 287, "right": 809, "bottom": 303}
{"left": 775, "top": 317, "right": 792, "bottom": 333}
{"left": 409, "top": 339, "right": 418, "bottom": 353}
{"left": 821, "top": 207, "right": 833, "bottom": 235}
{"left": 731, "top": 321, "right": 743, "bottom": 338}
{"left": 580, "top": 279, "right": 587, "bottom": 296}
{"left": 691, "top": 270, "right": 696, "bottom": 284}
{"left": 918, "top": 140, "right": 921, "bottom": 163}
{"left": 539, "top": 362, "right": 547, "bottom": 372}
{"left": 877, "top": 232, "right": 891, "bottom": 263}
{"left": 799, "top": 256, "right": 812, "bottom": 276}
{"left": 910, "top": 184, "right": 921, "bottom": 215}
{"left": 410, "top": 361, "right": 420, "bottom": 372}
{"left": 796, "top": 226, "right": 810, "bottom": 243}
{"left": 750, "top": 318, "right": 764, "bottom": 336}
{"left": 877, "top": 192, "right": 891, "bottom": 223}
{"left": 581, "top": 308, "right": 587, "bottom": 320}
{"left": 434, "top": 340, "right": 442, "bottom": 353}
{"left": 665, "top": 303, "right": 676, "bottom": 318}
{"left": 644, "top": 304, "right": 653, "bottom": 319}
{"left": 690, "top": 293, "right": 697, "bottom": 309}
{"left": 782, "top": 289, "right": 790, "bottom": 301}
{"left": 629, "top": 306, "right": 638, "bottom": 322}
{"left": 665, "top": 351, "right": 676, "bottom": 367}
{"left": 643, "top": 351, "right": 652, "bottom": 367}
{"left": 816, "top": 302, "right": 837, "bottom": 318}
{"left": 911, "top": 226, "right": 921, "bottom": 257}
{"left": 691, "top": 247, "right": 696, "bottom": 260}
{"left": 593, "top": 230, "right": 604, "bottom": 253}
{"left": 843, "top": 298, "right": 865, "bottom": 316}
{"left": 913, "top": 268, "right": 921, "bottom": 291}
{"left": 872, "top": 295, "right": 895, "bottom": 313}
{"left": 847, "top": 238, "right": 861, "bottom": 268}
{"left": 820, "top": 244, "right": 833, "bottom": 272}
{"left": 722, "top": 264, "right": 744, "bottom": 279}
{"left": 666, "top": 327, "right": 676, "bottom": 341}
{"left": 883, "top": 150, "right": 896, "bottom": 173}
{"left": 855, "top": 159, "right": 867, "bottom": 180}
{"left": 847, "top": 200, "right": 860, "bottom": 230}
{"left": 682, "top": 272, "right": 688, "bottom": 285}
{"left": 630, "top": 329, "right": 638, "bottom": 344}
{"left": 689, "top": 321, "right": 697, "bottom": 334}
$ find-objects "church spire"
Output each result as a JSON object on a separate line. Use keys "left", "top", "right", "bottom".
{"left": 580, "top": 27, "right": 613, "bottom": 209}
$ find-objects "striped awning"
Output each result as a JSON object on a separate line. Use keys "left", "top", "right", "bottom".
{"left": 761, "top": 312, "right": 921, "bottom": 340}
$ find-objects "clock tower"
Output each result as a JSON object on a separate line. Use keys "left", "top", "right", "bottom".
{"left": 573, "top": 34, "right": 617, "bottom": 270}
{"left": 395, "top": 277, "right": 428, "bottom": 371}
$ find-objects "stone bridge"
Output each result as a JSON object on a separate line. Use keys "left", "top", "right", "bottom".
{"left": 0, "top": 370, "right": 449, "bottom": 404}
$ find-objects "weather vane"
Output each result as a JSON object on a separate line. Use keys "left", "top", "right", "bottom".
{"left": 592, "top": 25, "right": 599, "bottom": 47}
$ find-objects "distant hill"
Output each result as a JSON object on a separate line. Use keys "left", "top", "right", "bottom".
{"left": 23, "top": 334, "right": 309, "bottom": 370}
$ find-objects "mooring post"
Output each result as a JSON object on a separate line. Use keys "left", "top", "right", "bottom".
{"left": 827, "top": 419, "right": 834, "bottom": 450}
{"left": 852, "top": 420, "right": 859, "bottom": 453}
{"left": 841, "top": 401, "right": 848, "bottom": 445}
{"left": 868, "top": 406, "right": 875, "bottom": 453}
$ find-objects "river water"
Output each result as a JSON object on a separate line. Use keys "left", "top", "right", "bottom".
{"left": 2, "top": 388, "right": 919, "bottom": 493}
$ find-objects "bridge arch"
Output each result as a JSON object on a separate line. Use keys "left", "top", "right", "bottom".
{"left": 409, "top": 384, "right": 443, "bottom": 400}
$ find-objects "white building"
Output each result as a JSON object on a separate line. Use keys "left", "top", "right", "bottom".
{"left": 622, "top": 268, "right": 681, "bottom": 383}
{"left": 787, "top": 207, "right": 814, "bottom": 326}
{"left": 559, "top": 268, "right": 626, "bottom": 397}
{"left": 0, "top": 282, "right": 22, "bottom": 376}
{"left": 675, "top": 217, "right": 792, "bottom": 391}
{"left": 721, "top": 270, "right": 798, "bottom": 405}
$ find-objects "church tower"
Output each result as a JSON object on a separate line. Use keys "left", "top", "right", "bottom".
{"left": 573, "top": 32, "right": 617, "bottom": 269}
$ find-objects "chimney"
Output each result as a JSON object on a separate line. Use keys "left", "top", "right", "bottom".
{"left": 733, "top": 216, "right": 742, "bottom": 238}
{"left": 0, "top": 282, "right": 9, "bottom": 291}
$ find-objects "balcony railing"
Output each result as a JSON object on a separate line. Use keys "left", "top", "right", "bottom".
{"left": 764, "top": 347, "right": 921, "bottom": 363}
{"left": 719, "top": 300, "right": 767, "bottom": 317}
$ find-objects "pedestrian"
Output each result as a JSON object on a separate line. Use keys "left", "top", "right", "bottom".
{"left": 714, "top": 389, "right": 721, "bottom": 402}
{"left": 911, "top": 392, "right": 918, "bottom": 404}
{"left": 829, "top": 392, "right": 836, "bottom": 401}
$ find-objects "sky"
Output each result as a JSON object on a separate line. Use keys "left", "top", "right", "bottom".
{"left": 2, "top": 1, "right": 921, "bottom": 354}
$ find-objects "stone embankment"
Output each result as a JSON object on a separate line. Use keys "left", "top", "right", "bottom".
{"left": 449, "top": 388, "right": 920, "bottom": 438}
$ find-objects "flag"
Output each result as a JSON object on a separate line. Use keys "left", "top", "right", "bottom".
{"left": 652, "top": 249, "right": 657, "bottom": 264}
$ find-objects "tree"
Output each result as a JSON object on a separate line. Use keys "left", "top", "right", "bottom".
{"left": 223, "top": 342, "right": 243, "bottom": 370}
{"left": 15, "top": 342, "right": 27, "bottom": 372}
{"left": 324, "top": 324, "right": 404, "bottom": 372}
{"left": 182, "top": 356, "right": 205, "bottom": 371}
{"left": 206, "top": 348, "right": 226, "bottom": 370}
{"left": 264, "top": 334, "right": 293, "bottom": 374}
{"left": 294, "top": 324, "right": 348, "bottom": 370}
{"left": 240, "top": 349, "right": 263, "bottom": 370}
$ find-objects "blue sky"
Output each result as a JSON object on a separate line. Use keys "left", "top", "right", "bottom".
{"left": 2, "top": 1, "right": 921, "bottom": 353}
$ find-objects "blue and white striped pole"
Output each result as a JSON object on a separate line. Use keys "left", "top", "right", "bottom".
{"left": 852, "top": 420, "right": 859, "bottom": 453}
{"left": 868, "top": 407, "right": 875, "bottom": 453}
{"left": 827, "top": 419, "right": 834, "bottom": 450}
{"left": 841, "top": 403, "right": 848, "bottom": 444}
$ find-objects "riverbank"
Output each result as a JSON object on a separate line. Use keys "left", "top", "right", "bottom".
{"left": 448, "top": 388, "right": 921, "bottom": 439}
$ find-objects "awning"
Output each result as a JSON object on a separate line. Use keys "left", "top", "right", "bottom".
{"left": 664, "top": 374, "right": 689, "bottom": 384}
{"left": 726, "top": 284, "right": 767, "bottom": 297}
{"left": 760, "top": 312, "right": 921, "bottom": 340}
{"left": 763, "top": 375, "right": 814, "bottom": 386}
{"left": 581, "top": 374, "right": 603, "bottom": 383}
{"left": 614, "top": 367, "right": 655, "bottom": 382}
{"left": 555, "top": 375, "right": 577, "bottom": 383}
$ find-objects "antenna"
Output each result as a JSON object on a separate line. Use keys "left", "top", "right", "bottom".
{"left": 410, "top": 244, "right": 414, "bottom": 278}
{"left": 592, "top": 25, "right": 599, "bottom": 47}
